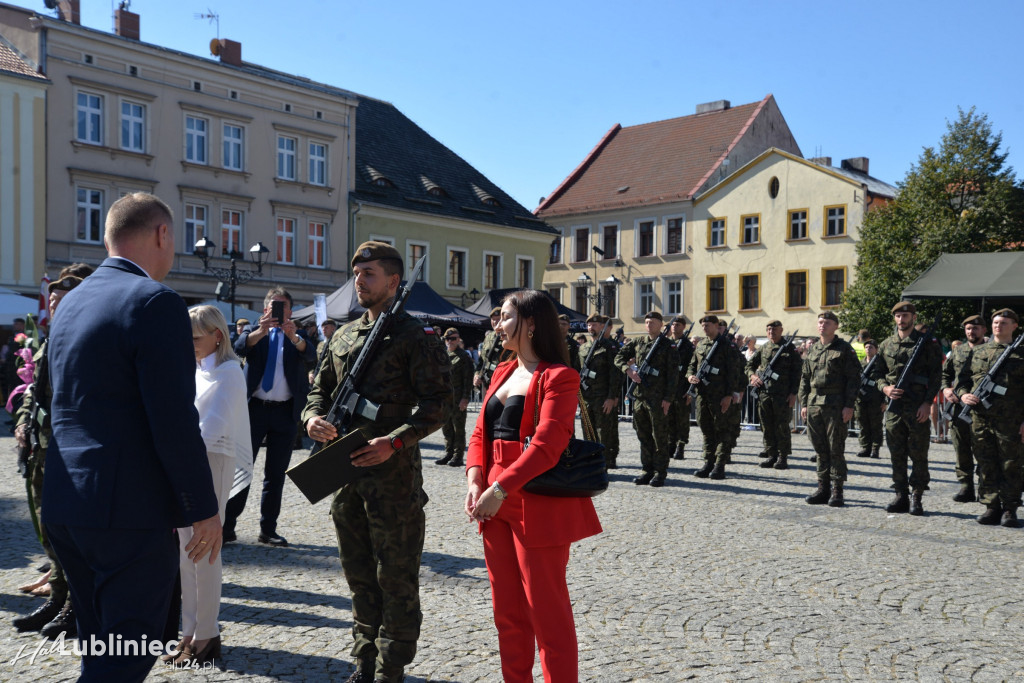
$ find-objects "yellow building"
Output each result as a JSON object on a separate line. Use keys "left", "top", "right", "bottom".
{"left": 691, "top": 148, "right": 895, "bottom": 335}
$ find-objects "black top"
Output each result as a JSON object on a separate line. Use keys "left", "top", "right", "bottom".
{"left": 485, "top": 394, "right": 525, "bottom": 442}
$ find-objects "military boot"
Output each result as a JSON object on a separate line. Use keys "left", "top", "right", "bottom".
{"left": 758, "top": 449, "right": 770, "bottom": 458}
{"left": 809, "top": 454, "right": 817, "bottom": 463}
{"left": 709, "top": 463, "right": 726, "bottom": 480}
{"left": 828, "top": 483, "right": 844, "bottom": 507}
{"left": 805, "top": 481, "right": 830, "bottom": 505}
{"left": 869, "top": 447, "right": 880, "bottom": 459}
{"left": 40, "top": 601, "right": 76, "bottom": 639}
{"left": 855, "top": 448, "right": 871, "bottom": 458}
{"left": 909, "top": 490, "right": 925, "bottom": 516}
{"left": 952, "top": 482, "right": 976, "bottom": 503}
{"left": 634, "top": 471, "right": 654, "bottom": 485}
{"left": 649, "top": 472, "right": 667, "bottom": 488}
{"left": 885, "top": 488, "right": 910, "bottom": 513}
{"left": 1001, "top": 507, "right": 1019, "bottom": 528}
{"left": 672, "top": 443, "right": 686, "bottom": 460}
{"left": 693, "top": 462, "right": 714, "bottom": 478}
{"left": 436, "top": 451, "right": 454, "bottom": 466}
{"left": 977, "top": 504, "right": 1002, "bottom": 525}
{"left": 759, "top": 454, "right": 778, "bottom": 469}
{"left": 773, "top": 454, "right": 789, "bottom": 470}
{"left": 12, "top": 597, "right": 64, "bottom": 632}
{"left": 605, "top": 457, "right": 618, "bottom": 469}
{"left": 447, "top": 451, "right": 464, "bottom": 467}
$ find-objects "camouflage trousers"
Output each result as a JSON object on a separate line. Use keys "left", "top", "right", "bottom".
{"left": 805, "top": 405, "right": 849, "bottom": 483}
{"left": 29, "top": 448, "right": 67, "bottom": 603}
{"left": 971, "top": 413, "right": 1024, "bottom": 509}
{"left": 856, "top": 397, "right": 884, "bottom": 451}
{"left": 696, "top": 393, "right": 735, "bottom": 465}
{"left": 632, "top": 398, "right": 671, "bottom": 475}
{"left": 667, "top": 397, "right": 691, "bottom": 451}
{"left": 583, "top": 396, "right": 619, "bottom": 466}
{"left": 331, "top": 453, "right": 427, "bottom": 682}
{"left": 948, "top": 405, "right": 975, "bottom": 485}
{"left": 757, "top": 393, "right": 794, "bottom": 457}
{"left": 885, "top": 409, "right": 931, "bottom": 491}
{"left": 441, "top": 408, "right": 468, "bottom": 455}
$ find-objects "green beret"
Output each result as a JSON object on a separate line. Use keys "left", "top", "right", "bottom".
{"left": 699, "top": 314, "right": 719, "bottom": 324}
{"left": 351, "top": 240, "right": 403, "bottom": 269}
{"left": 669, "top": 315, "right": 688, "bottom": 325}
{"left": 644, "top": 310, "right": 663, "bottom": 321}
{"left": 489, "top": 306, "right": 502, "bottom": 317}
{"left": 992, "top": 308, "right": 1019, "bottom": 323}
{"left": 48, "top": 275, "right": 83, "bottom": 295}
{"left": 586, "top": 313, "right": 609, "bottom": 324}
{"left": 766, "top": 320, "right": 782, "bottom": 328}
{"left": 864, "top": 339, "right": 878, "bottom": 348}
{"left": 818, "top": 311, "right": 839, "bottom": 323}
{"left": 891, "top": 301, "right": 916, "bottom": 315}
{"left": 961, "top": 314, "right": 986, "bottom": 327}
{"left": 443, "top": 327, "right": 460, "bottom": 339}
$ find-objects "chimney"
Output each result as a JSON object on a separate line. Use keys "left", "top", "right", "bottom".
{"left": 56, "top": 0, "right": 81, "bottom": 24}
{"left": 809, "top": 156, "right": 833, "bottom": 167}
{"left": 841, "top": 157, "right": 869, "bottom": 174}
{"left": 115, "top": 7, "right": 140, "bottom": 41}
{"left": 211, "top": 38, "right": 242, "bottom": 67}
{"left": 696, "top": 100, "right": 731, "bottom": 115}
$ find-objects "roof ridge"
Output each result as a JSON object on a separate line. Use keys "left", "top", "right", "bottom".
{"left": 621, "top": 98, "right": 762, "bottom": 131}
{"left": 686, "top": 93, "right": 772, "bottom": 198}
{"left": 535, "top": 123, "right": 621, "bottom": 213}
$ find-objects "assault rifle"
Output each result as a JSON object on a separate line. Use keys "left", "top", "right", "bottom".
{"left": 751, "top": 330, "right": 798, "bottom": 400}
{"left": 957, "top": 332, "right": 1024, "bottom": 425}
{"left": 885, "top": 315, "right": 940, "bottom": 415}
{"left": 625, "top": 332, "right": 669, "bottom": 400}
{"left": 673, "top": 321, "right": 697, "bottom": 371}
{"left": 579, "top": 317, "right": 612, "bottom": 392}
{"left": 685, "top": 320, "right": 738, "bottom": 399}
{"left": 858, "top": 355, "right": 879, "bottom": 398}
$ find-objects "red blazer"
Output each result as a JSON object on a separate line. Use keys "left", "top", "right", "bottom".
{"left": 467, "top": 360, "right": 602, "bottom": 548}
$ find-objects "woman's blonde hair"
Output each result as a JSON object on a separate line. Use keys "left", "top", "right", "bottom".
{"left": 189, "top": 305, "right": 239, "bottom": 365}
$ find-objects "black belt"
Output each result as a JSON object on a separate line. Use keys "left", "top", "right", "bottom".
{"left": 253, "top": 398, "right": 291, "bottom": 407}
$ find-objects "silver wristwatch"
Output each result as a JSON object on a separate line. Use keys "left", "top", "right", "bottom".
{"left": 492, "top": 482, "right": 507, "bottom": 501}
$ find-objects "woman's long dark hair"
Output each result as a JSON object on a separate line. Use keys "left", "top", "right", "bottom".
{"left": 502, "top": 289, "right": 570, "bottom": 366}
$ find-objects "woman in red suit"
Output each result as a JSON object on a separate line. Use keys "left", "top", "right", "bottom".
{"left": 465, "top": 290, "right": 602, "bottom": 682}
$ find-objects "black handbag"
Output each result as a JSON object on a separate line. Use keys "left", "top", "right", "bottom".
{"left": 522, "top": 371, "right": 609, "bottom": 498}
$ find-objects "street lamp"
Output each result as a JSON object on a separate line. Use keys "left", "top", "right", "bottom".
{"left": 193, "top": 237, "right": 270, "bottom": 323}
{"left": 577, "top": 273, "right": 621, "bottom": 316}
{"left": 460, "top": 287, "right": 480, "bottom": 307}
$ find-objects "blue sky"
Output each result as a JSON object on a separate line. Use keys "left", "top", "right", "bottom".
{"left": 33, "top": 0, "right": 1024, "bottom": 210}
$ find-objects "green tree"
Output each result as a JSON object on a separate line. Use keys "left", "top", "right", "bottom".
{"left": 841, "top": 107, "right": 1024, "bottom": 341}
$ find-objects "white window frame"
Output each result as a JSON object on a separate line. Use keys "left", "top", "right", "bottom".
{"left": 789, "top": 209, "right": 808, "bottom": 240}
{"left": 220, "top": 208, "right": 243, "bottom": 256}
{"left": 635, "top": 278, "right": 657, "bottom": 317}
{"left": 599, "top": 223, "right": 620, "bottom": 261}
{"left": 634, "top": 217, "right": 657, "bottom": 258}
{"left": 368, "top": 234, "right": 395, "bottom": 246}
{"left": 75, "top": 187, "right": 104, "bottom": 243}
{"left": 447, "top": 246, "right": 469, "bottom": 290}
{"left": 307, "top": 221, "right": 327, "bottom": 268}
{"left": 406, "top": 240, "right": 429, "bottom": 282}
{"left": 222, "top": 122, "right": 244, "bottom": 171}
{"left": 482, "top": 251, "right": 503, "bottom": 290}
{"left": 119, "top": 99, "right": 144, "bottom": 153}
{"left": 664, "top": 214, "right": 685, "bottom": 255}
{"left": 277, "top": 135, "right": 297, "bottom": 181}
{"left": 516, "top": 255, "right": 534, "bottom": 289}
{"left": 709, "top": 218, "right": 726, "bottom": 248}
{"left": 308, "top": 141, "right": 327, "bottom": 186}
{"left": 184, "top": 203, "right": 208, "bottom": 253}
{"left": 548, "top": 228, "right": 564, "bottom": 265}
{"left": 76, "top": 91, "right": 103, "bottom": 145}
{"left": 742, "top": 214, "right": 760, "bottom": 245}
{"left": 663, "top": 278, "right": 683, "bottom": 317}
{"left": 571, "top": 225, "right": 591, "bottom": 264}
{"left": 825, "top": 205, "right": 847, "bottom": 237}
{"left": 185, "top": 115, "right": 208, "bottom": 164}
{"left": 276, "top": 216, "right": 296, "bottom": 265}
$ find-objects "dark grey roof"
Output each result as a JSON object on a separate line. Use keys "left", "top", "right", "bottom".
{"left": 352, "top": 96, "right": 556, "bottom": 234}
{"left": 813, "top": 161, "right": 897, "bottom": 198}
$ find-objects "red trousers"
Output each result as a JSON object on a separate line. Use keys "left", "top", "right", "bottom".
{"left": 482, "top": 497, "right": 578, "bottom": 683}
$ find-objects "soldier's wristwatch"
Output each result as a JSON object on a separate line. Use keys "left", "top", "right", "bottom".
{"left": 389, "top": 435, "right": 404, "bottom": 452}
{"left": 492, "top": 482, "right": 507, "bottom": 501}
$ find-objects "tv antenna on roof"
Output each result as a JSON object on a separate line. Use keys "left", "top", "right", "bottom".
{"left": 194, "top": 9, "right": 219, "bottom": 39}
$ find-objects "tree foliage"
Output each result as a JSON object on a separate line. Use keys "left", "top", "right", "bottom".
{"left": 841, "top": 107, "right": 1024, "bottom": 341}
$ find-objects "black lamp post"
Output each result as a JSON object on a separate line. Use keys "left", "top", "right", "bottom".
{"left": 577, "top": 272, "right": 621, "bottom": 316}
{"left": 460, "top": 287, "right": 480, "bottom": 307}
{"left": 193, "top": 237, "right": 270, "bottom": 324}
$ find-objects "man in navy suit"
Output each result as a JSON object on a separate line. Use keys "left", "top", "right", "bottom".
{"left": 225, "top": 287, "right": 314, "bottom": 546}
{"left": 44, "top": 193, "right": 221, "bottom": 682}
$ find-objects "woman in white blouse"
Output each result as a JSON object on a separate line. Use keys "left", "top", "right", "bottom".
{"left": 168, "top": 305, "right": 252, "bottom": 666}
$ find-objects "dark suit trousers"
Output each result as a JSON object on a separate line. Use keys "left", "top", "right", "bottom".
{"left": 46, "top": 523, "right": 178, "bottom": 683}
{"left": 225, "top": 398, "right": 296, "bottom": 536}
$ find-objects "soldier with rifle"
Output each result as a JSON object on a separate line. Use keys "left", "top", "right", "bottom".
{"left": 940, "top": 314, "right": 988, "bottom": 501}
{"left": 615, "top": 310, "right": 677, "bottom": 487}
{"left": 854, "top": 339, "right": 884, "bottom": 460}
{"left": 957, "top": 309, "right": 1024, "bottom": 527}
{"left": 579, "top": 313, "right": 623, "bottom": 468}
{"left": 870, "top": 301, "right": 943, "bottom": 516}
{"left": 474, "top": 307, "right": 504, "bottom": 396}
{"left": 746, "top": 321, "right": 801, "bottom": 470}
{"left": 667, "top": 316, "right": 695, "bottom": 460}
{"left": 303, "top": 242, "right": 452, "bottom": 683}
{"left": 686, "top": 315, "right": 744, "bottom": 480}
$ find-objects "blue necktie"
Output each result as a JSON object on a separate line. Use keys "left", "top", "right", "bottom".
{"left": 261, "top": 328, "right": 279, "bottom": 392}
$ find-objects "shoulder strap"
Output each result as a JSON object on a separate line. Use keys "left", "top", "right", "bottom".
{"left": 533, "top": 368, "right": 598, "bottom": 442}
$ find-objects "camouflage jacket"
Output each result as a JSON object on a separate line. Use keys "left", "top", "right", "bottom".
{"left": 941, "top": 342, "right": 973, "bottom": 390}
{"left": 745, "top": 338, "right": 801, "bottom": 397}
{"left": 475, "top": 330, "right": 504, "bottom": 386}
{"left": 578, "top": 336, "right": 623, "bottom": 402}
{"left": 670, "top": 336, "right": 695, "bottom": 399}
{"left": 565, "top": 335, "right": 581, "bottom": 372}
{"left": 302, "top": 309, "right": 452, "bottom": 449}
{"left": 684, "top": 334, "right": 745, "bottom": 398}
{"left": 448, "top": 347, "right": 474, "bottom": 402}
{"left": 14, "top": 339, "right": 50, "bottom": 449}
{"left": 956, "top": 337, "right": 1024, "bottom": 423}
{"left": 799, "top": 336, "right": 859, "bottom": 408}
{"left": 857, "top": 355, "right": 883, "bottom": 404}
{"left": 615, "top": 334, "right": 679, "bottom": 402}
{"left": 871, "top": 329, "right": 943, "bottom": 409}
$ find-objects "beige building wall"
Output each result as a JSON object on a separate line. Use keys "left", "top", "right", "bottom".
{"left": 691, "top": 150, "right": 868, "bottom": 336}
{"left": 0, "top": 68, "right": 47, "bottom": 293}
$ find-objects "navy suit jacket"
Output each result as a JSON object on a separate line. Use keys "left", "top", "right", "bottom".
{"left": 42, "top": 258, "right": 219, "bottom": 529}
{"left": 234, "top": 325, "right": 314, "bottom": 422}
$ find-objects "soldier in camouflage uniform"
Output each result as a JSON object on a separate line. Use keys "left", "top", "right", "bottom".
{"left": 870, "top": 301, "right": 943, "bottom": 516}
{"left": 438, "top": 328, "right": 474, "bottom": 467}
{"left": 747, "top": 320, "right": 802, "bottom": 470}
{"left": 719, "top": 319, "right": 745, "bottom": 464}
{"left": 303, "top": 242, "right": 452, "bottom": 683}
{"left": 474, "top": 307, "right": 505, "bottom": 396}
{"left": 615, "top": 311, "right": 677, "bottom": 487}
{"left": 667, "top": 316, "right": 694, "bottom": 460}
{"left": 957, "top": 309, "right": 1024, "bottom": 527}
{"left": 799, "top": 312, "right": 860, "bottom": 506}
{"left": 854, "top": 339, "right": 884, "bottom": 460}
{"left": 559, "top": 313, "right": 582, "bottom": 372}
{"left": 941, "top": 315, "right": 987, "bottom": 502}
{"left": 579, "top": 313, "right": 622, "bottom": 468}
{"left": 686, "top": 315, "right": 745, "bottom": 480}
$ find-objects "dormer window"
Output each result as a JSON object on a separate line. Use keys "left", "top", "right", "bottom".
{"left": 364, "top": 165, "right": 394, "bottom": 188}
{"left": 472, "top": 183, "right": 500, "bottom": 208}
{"left": 419, "top": 175, "right": 446, "bottom": 198}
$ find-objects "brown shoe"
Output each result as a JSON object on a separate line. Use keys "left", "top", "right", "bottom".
{"left": 173, "top": 636, "right": 221, "bottom": 667}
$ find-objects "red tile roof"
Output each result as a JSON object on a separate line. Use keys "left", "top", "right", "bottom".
{"left": 0, "top": 38, "right": 44, "bottom": 81}
{"left": 537, "top": 95, "right": 773, "bottom": 217}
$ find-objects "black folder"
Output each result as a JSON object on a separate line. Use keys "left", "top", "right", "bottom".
{"left": 286, "top": 430, "right": 369, "bottom": 504}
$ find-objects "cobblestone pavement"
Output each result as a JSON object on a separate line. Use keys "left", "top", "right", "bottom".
{"left": 2, "top": 414, "right": 1023, "bottom": 682}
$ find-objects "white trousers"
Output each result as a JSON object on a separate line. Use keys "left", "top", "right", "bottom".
{"left": 177, "top": 450, "right": 232, "bottom": 640}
